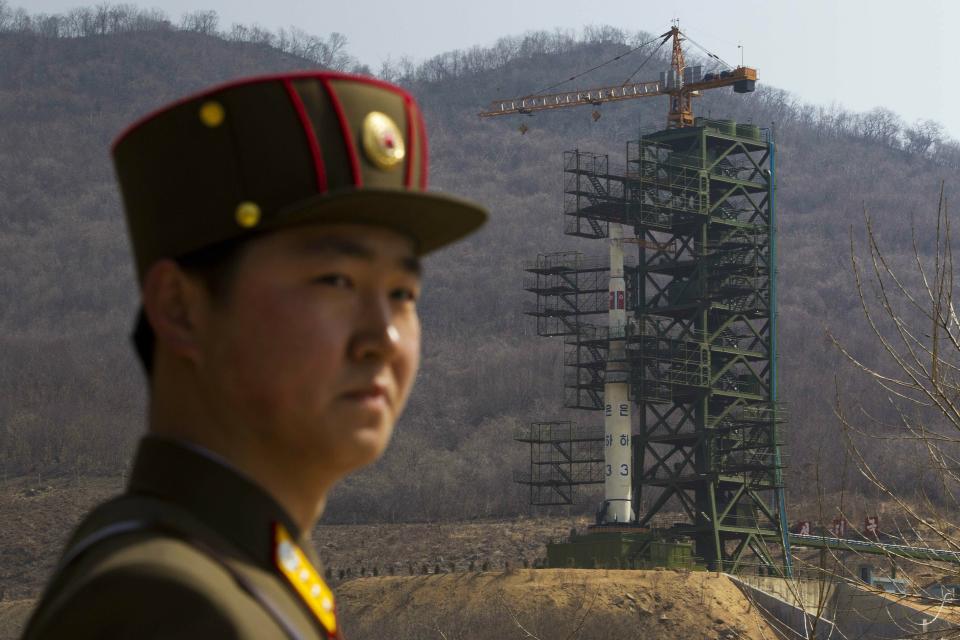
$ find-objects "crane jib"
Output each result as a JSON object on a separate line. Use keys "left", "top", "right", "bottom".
{"left": 478, "top": 67, "right": 758, "bottom": 119}
{"left": 480, "top": 81, "right": 662, "bottom": 117}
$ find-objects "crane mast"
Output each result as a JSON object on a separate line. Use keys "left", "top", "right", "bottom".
{"left": 667, "top": 24, "right": 692, "bottom": 127}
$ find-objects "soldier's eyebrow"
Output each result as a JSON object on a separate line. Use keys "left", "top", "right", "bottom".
{"left": 400, "top": 255, "right": 422, "bottom": 276}
{"left": 298, "top": 237, "right": 421, "bottom": 276}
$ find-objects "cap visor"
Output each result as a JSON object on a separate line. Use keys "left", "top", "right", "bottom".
{"left": 271, "top": 189, "right": 487, "bottom": 255}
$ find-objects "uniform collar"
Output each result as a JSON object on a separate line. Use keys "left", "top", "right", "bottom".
{"left": 127, "top": 434, "right": 308, "bottom": 568}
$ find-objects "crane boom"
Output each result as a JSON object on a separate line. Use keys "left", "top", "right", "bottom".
{"left": 479, "top": 79, "right": 662, "bottom": 117}
{"left": 478, "top": 26, "right": 757, "bottom": 128}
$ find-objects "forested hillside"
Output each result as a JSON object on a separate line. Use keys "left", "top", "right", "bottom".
{"left": 1, "top": 4, "right": 957, "bottom": 523}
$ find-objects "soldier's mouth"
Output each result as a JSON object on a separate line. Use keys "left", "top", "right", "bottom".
{"left": 340, "top": 384, "right": 390, "bottom": 409}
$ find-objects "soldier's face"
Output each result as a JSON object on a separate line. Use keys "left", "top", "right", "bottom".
{"left": 199, "top": 223, "right": 421, "bottom": 475}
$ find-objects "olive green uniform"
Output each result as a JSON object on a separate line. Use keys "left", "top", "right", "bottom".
{"left": 24, "top": 436, "right": 336, "bottom": 639}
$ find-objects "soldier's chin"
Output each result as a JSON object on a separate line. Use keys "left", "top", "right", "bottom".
{"left": 336, "top": 421, "right": 395, "bottom": 469}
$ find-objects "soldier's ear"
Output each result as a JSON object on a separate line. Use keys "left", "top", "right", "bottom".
{"left": 141, "top": 259, "right": 208, "bottom": 365}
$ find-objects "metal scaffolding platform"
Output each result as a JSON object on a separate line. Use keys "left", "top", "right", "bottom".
{"left": 514, "top": 422, "right": 604, "bottom": 506}
{"left": 521, "top": 119, "right": 792, "bottom": 575}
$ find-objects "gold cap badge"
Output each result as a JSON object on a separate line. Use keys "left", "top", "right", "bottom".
{"left": 235, "top": 201, "right": 261, "bottom": 228}
{"left": 361, "top": 111, "right": 405, "bottom": 171}
{"left": 199, "top": 101, "right": 225, "bottom": 128}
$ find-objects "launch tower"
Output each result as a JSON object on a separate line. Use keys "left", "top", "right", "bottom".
{"left": 519, "top": 119, "right": 790, "bottom": 574}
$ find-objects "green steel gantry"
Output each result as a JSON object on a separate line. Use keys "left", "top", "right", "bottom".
{"left": 520, "top": 118, "right": 791, "bottom": 575}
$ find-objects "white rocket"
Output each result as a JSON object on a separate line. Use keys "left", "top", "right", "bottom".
{"left": 602, "top": 223, "right": 633, "bottom": 524}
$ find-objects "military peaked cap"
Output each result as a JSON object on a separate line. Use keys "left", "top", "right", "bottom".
{"left": 112, "top": 71, "right": 487, "bottom": 280}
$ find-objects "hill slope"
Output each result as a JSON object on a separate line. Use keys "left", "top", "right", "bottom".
{"left": 1, "top": 14, "right": 959, "bottom": 523}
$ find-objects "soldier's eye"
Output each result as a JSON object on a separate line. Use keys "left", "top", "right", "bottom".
{"left": 313, "top": 274, "right": 353, "bottom": 289}
{"left": 391, "top": 287, "right": 418, "bottom": 303}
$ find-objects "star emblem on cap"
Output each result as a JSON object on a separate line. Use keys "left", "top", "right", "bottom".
{"left": 362, "top": 111, "right": 405, "bottom": 171}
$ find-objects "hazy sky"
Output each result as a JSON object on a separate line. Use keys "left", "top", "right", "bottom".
{"left": 23, "top": 0, "right": 960, "bottom": 138}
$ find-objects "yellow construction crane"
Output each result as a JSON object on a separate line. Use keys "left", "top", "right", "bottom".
{"left": 479, "top": 26, "right": 756, "bottom": 129}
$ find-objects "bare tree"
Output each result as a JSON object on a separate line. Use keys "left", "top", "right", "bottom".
{"left": 905, "top": 119, "right": 945, "bottom": 157}
{"left": 179, "top": 9, "right": 218, "bottom": 35}
{"left": 832, "top": 187, "right": 960, "bottom": 537}
{"left": 828, "top": 186, "right": 960, "bottom": 634}
{"left": 0, "top": 1, "right": 10, "bottom": 30}
{"left": 855, "top": 107, "right": 904, "bottom": 147}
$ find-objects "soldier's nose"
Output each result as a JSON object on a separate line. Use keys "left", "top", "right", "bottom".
{"left": 349, "top": 300, "right": 400, "bottom": 362}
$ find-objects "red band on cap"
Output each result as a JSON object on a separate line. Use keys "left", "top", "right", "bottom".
{"left": 283, "top": 80, "right": 328, "bottom": 193}
{"left": 320, "top": 78, "right": 362, "bottom": 187}
{"left": 414, "top": 104, "right": 429, "bottom": 189}
{"left": 403, "top": 95, "right": 415, "bottom": 188}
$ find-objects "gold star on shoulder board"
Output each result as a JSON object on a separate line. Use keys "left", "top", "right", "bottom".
{"left": 274, "top": 523, "right": 338, "bottom": 637}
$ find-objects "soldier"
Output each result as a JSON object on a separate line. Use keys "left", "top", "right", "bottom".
{"left": 23, "top": 72, "right": 487, "bottom": 639}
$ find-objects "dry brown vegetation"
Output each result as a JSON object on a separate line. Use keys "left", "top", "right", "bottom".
{"left": 0, "top": 476, "right": 120, "bottom": 600}
{"left": 0, "top": 475, "right": 580, "bottom": 602}
{"left": 314, "top": 517, "right": 588, "bottom": 581}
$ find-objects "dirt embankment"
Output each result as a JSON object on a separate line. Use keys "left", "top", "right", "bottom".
{"left": 0, "top": 477, "right": 778, "bottom": 639}
{"left": 1, "top": 569, "right": 776, "bottom": 640}
{"left": 336, "top": 569, "right": 777, "bottom": 640}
